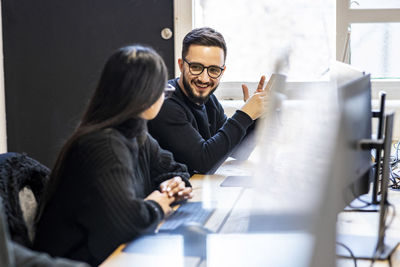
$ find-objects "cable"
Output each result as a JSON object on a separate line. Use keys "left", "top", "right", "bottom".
{"left": 374, "top": 145, "right": 400, "bottom": 189}
{"left": 389, "top": 165, "right": 399, "bottom": 186}
{"left": 347, "top": 199, "right": 371, "bottom": 209}
{"left": 388, "top": 143, "right": 400, "bottom": 189}
{"left": 345, "top": 186, "right": 373, "bottom": 210}
{"left": 336, "top": 241, "right": 357, "bottom": 267}
{"left": 385, "top": 203, "right": 396, "bottom": 232}
{"left": 394, "top": 141, "right": 400, "bottom": 164}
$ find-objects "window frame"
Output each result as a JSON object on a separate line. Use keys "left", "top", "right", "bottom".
{"left": 337, "top": 0, "right": 400, "bottom": 98}
{"left": 174, "top": 0, "right": 400, "bottom": 100}
{"left": 173, "top": 0, "right": 194, "bottom": 78}
{"left": 0, "top": 3, "right": 6, "bottom": 152}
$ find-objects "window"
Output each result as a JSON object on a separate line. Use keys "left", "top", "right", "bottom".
{"left": 350, "top": 0, "right": 400, "bottom": 9}
{"left": 192, "top": 0, "right": 335, "bottom": 82}
{"left": 174, "top": 0, "right": 400, "bottom": 97}
{"left": 337, "top": 0, "right": 400, "bottom": 81}
{"left": 350, "top": 23, "right": 400, "bottom": 79}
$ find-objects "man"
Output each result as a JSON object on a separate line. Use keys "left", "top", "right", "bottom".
{"left": 148, "top": 27, "right": 267, "bottom": 174}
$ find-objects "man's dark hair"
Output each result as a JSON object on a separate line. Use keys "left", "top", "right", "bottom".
{"left": 182, "top": 27, "right": 227, "bottom": 61}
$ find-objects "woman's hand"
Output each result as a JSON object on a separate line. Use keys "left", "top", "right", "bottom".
{"left": 159, "top": 176, "right": 193, "bottom": 201}
{"left": 145, "top": 190, "right": 175, "bottom": 216}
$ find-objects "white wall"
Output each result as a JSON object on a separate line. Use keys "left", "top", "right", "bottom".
{"left": 173, "top": 0, "right": 193, "bottom": 77}
{"left": 0, "top": 2, "right": 7, "bottom": 153}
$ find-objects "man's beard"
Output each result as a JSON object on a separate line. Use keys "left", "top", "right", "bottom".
{"left": 182, "top": 75, "right": 218, "bottom": 105}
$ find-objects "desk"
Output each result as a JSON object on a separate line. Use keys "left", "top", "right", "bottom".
{"left": 100, "top": 158, "right": 400, "bottom": 267}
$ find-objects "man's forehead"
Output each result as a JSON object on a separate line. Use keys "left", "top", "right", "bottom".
{"left": 186, "top": 45, "right": 225, "bottom": 65}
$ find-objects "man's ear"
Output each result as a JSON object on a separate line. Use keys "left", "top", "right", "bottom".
{"left": 221, "top": 65, "right": 227, "bottom": 75}
{"left": 178, "top": 58, "right": 184, "bottom": 72}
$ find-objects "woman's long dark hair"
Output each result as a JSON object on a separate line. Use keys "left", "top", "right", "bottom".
{"left": 36, "top": 45, "right": 167, "bottom": 221}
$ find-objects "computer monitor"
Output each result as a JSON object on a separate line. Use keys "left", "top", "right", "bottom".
{"left": 336, "top": 73, "right": 374, "bottom": 208}
{"left": 336, "top": 112, "right": 399, "bottom": 260}
{"left": 246, "top": 71, "right": 342, "bottom": 267}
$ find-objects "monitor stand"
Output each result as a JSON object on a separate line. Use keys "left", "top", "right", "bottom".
{"left": 337, "top": 113, "right": 399, "bottom": 262}
{"left": 343, "top": 91, "right": 387, "bottom": 213}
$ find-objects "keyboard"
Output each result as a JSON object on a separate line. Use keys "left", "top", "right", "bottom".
{"left": 158, "top": 201, "right": 215, "bottom": 232}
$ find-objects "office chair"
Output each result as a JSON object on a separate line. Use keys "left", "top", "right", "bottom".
{"left": 0, "top": 152, "right": 50, "bottom": 248}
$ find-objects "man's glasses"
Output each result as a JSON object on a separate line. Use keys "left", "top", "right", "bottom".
{"left": 183, "top": 58, "right": 224, "bottom": 79}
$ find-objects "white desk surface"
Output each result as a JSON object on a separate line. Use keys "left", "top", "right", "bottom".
{"left": 101, "top": 158, "right": 400, "bottom": 267}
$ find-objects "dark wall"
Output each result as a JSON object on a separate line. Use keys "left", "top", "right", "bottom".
{"left": 2, "top": 0, "right": 174, "bottom": 167}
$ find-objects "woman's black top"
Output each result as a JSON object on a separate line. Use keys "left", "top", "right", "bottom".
{"left": 33, "top": 128, "right": 190, "bottom": 266}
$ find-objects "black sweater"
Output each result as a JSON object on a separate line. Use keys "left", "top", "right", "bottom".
{"left": 33, "top": 128, "right": 190, "bottom": 266}
{"left": 148, "top": 78, "right": 255, "bottom": 174}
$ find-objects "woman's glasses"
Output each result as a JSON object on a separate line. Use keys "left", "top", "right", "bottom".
{"left": 183, "top": 58, "right": 224, "bottom": 79}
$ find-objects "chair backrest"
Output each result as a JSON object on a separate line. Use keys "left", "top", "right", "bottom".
{"left": 0, "top": 196, "right": 15, "bottom": 267}
{"left": 0, "top": 153, "right": 50, "bottom": 248}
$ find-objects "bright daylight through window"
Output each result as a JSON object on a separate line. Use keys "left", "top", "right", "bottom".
{"left": 347, "top": 0, "right": 400, "bottom": 79}
{"left": 193, "top": 0, "right": 335, "bottom": 82}
{"left": 193, "top": 0, "right": 400, "bottom": 82}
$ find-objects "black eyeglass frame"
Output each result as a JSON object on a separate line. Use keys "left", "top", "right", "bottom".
{"left": 183, "top": 58, "right": 225, "bottom": 78}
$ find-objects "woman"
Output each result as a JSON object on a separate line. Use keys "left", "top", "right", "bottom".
{"left": 33, "top": 45, "right": 192, "bottom": 266}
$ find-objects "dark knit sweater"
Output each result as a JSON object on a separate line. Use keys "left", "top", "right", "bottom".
{"left": 33, "top": 128, "right": 190, "bottom": 266}
{"left": 0, "top": 196, "right": 89, "bottom": 267}
{"left": 148, "top": 78, "right": 255, "bottom": 174}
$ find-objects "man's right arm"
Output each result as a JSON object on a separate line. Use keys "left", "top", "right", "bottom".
{"left": 148, "top": 100, "right": 253, "bottom": 174}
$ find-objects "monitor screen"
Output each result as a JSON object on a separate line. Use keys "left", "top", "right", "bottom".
{"left": 248, "top": 72, "right": 341, "bottom": 267}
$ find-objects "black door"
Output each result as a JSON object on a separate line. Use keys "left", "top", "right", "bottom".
{"left": 2, "top": 0, "right": 174, "bottom": 167}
